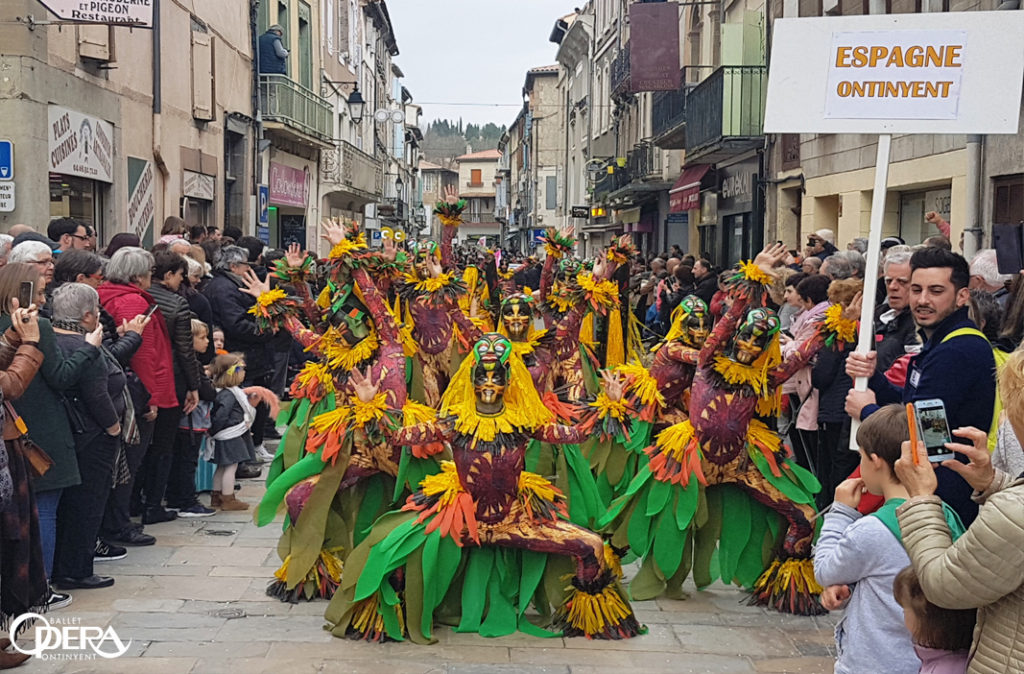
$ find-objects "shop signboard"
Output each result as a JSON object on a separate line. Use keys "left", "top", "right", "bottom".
{"left": 269, "top": 162, "right": 309, "bottom": 208}
{"left": 48, "top": 106, "right": 114, "bottom": 183}
{"left": 183, "top": 170, "right": 215, "bottom": 201}
{"left": 127, "top": 157, "right": 155, "bottom": 241}
{"left": 38, "top": 0, "right": 154, "bottom": 27}
{"left": 0, "top": 182, "right": 14, "bottom": 213}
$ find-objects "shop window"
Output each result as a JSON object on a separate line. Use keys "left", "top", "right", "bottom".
{"left": 191, "top": 20, "right": 215, "bottom": 121}
{"left": 900, "top": 188, "right": 951, "bottom": 244}
{"left": 993, "top": 176, "right": 1024, "bottom": 225}
{"left": 224, "top": 130, "right": 247, "bottom": 232}
{"left": 78, "top": 25, "right": 113, "bottom": 62}
{"left": 49, "top": 174, "right": 101, "bottom": 237}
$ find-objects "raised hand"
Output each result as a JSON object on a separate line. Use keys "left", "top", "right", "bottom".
{"left": 349, "top": 365, "right": 380, "bottom": 403}
{"left": 285, "top": 242, "right": 305, "bottom": 268}
{"left": 443, "top": 184, "right": 459, "bottom": 206}
{"left": 600, "top": 369, "right": 626, "bottom": 402}
{"left": 941, "top": 426, "right": 996, "bottom": 494}
{"left": 593, "top": 254, "right": 607, "bottom": 279}
{"left": 842, "top": 291, "right": 864, "bottom": 322}
{"left": 559, "top": 225, "right": 574, "bottom": 240}
{"left": 321, "top": 218, "right": 347, "bottom": 247}
{"left": 123, "top": 314, "right": 152, "bottom": 335}
{"left": 85, "top": 324, "right": 103, "bottom": 348}
{"left": 10, "top": 298, "right": 40, "bottom": 342}
{"left": 239, "top": 268, "right": 271, "bottom": 299}
{"left": 894, "top": 440, "right": 939, "bottom": 498}
{"left": 753, "top": 242, "right": 789, "bottom": 273}
{"left": 381, "top": 235, "right": 398, "bottom": 262}
{"left": 425, "top": 253, "right": 443, "bottom": 279}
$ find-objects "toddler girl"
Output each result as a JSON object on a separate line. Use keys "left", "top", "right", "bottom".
{"left": 207, "top": 354, "right": 259, "bottom": 511}
{"left": 893, "top": 565, "right": 976, "bottom": 674}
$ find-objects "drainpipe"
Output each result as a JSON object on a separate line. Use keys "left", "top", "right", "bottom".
{"left": 151, "top": 0, "right": 171, "bottom": 226}
{"left": 962, "top": 134, "right": 982, "bottom": 259}
{"left": 251, "top": 0, "right": 265, "bottom": 233}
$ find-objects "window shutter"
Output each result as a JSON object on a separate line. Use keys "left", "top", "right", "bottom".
{"left": 191, "top": 31, "right": 215, "bottom": 121}
{"left": 78, "top": 25, "right": 112, "bottom": 61}
{"left": 546, "top": 176, "right": 557, "bottom": 210}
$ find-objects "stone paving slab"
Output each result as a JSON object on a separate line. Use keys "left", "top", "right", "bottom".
{"left": 14, "top": 467, "right": 838, "bottom": 673}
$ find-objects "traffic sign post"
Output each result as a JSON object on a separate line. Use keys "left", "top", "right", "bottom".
{"left": 0, "top": 141, "right": 12, "bottom": 181}
{"left": 258, "top": 185, "right": 269, "bottom": 226}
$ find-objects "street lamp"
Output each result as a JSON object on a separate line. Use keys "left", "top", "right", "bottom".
{"left": 347, "top": 85, "right": 365, "bottom": 124}
{"left": 395, "top": 175, "right": 404, "bottom": 200}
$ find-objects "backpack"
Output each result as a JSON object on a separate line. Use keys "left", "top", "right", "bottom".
{"left": 941, "top": 327, "right": 1009, "bottom": 451}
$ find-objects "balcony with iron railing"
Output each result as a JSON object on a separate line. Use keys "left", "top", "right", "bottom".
{"left": 259, "top": 74, "right": 333, "bottom": 145}
{"left": 610, "top": 44, "right": 631, "bottom": 97}
{"left": 336, "top": 141, "right": 384, "bottom": 199}
{"left": 626, "top": 141, "right": 662, "bottom": 180}
{"left": 651, "top": 67, "right": 702, "bottom": 149}
{"left": 684, "top": 66, "right": 767, "bottom": 163}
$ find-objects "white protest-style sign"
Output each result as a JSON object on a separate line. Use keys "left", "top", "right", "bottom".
{"left": 764, "top": 11, "right": 1024, "bottom": 449}
{"left": 48, "top": 105, "right": 114, "bottom": 184}
{"left": 764, "top": 11, "right": 1024, "bottom": 134}
{"left": 38, "top": 0, "right": 154, "bottom": 27}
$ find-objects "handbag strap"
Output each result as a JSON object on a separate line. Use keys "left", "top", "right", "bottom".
{"left": 4, "top": 401, "right": 26, "bottom": 435}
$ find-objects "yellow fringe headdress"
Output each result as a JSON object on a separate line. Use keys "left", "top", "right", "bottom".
{"left": 712, "top": 335, "right": 782, "bottom": 399}
{"left": 440, "top": 335, "right": 554, "bottom": 443}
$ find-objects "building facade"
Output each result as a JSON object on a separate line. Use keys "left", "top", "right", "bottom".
{"left": 455, "top": 149, "right": 502, "bottom": 247}
{"left": 0, "top": 0, "right": 257, "bottom": 246}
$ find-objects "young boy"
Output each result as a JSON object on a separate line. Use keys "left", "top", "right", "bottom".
{"left": 813, "top": 404, "right": 920, "bottom": 674}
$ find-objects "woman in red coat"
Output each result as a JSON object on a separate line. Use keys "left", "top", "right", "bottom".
{"left": 97, "top": 247, "right": 180, "bottom": 527}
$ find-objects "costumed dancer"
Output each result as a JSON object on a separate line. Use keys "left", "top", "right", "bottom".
{"left": 323, "top": 333, "right": 643, "bottom": 642}
{"left": 588, "top": 296, "right": 714, "bottom": 506}
{"left": 249, "top": 221, "right": 443, "bottom": 602}
{"left": 601, "top": 244, "right": 856, "bottom": 614}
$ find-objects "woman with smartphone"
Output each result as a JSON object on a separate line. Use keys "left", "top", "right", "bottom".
{"left": 0, "top": 263, "right": 103, "bottom": 610}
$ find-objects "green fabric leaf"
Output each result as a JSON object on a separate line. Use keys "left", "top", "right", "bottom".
{"left": 524, "top": 438, "right": 542, "bottom": 473}
{"left": 257, "top": 454, "right": 326, "bottom": 527}
{"left": 665, "top": 533, "right": 694, "bottom": 599}
{"left": 480, "top": 553, "right": 518, "bottom": 638}
{"left": 627, "top": 482, "right": 654, "bottom": 555}
{"left": 628, "top": 555, "right": 667, "bottom": 600}
{"left": 623, "top": 420, "right": 653, "bottom": 455}
{"left": 692, "top": 486, "right": 723, "bottom": 589}
{"left": 283, "top": 458, "right": 346, "bottom": 589}
{"left": 404, "top": 544, "right": 429, "bottom": 643}
{"left": 645, "top": 478, "right": 672, "bottom": 517}
{"left": 355, "top": 475, "right": 387, "bottom": 546}
{"left": 605, "top": 441, "right": 629, "bottom": 487}
{"left": 599, "top": 465, "right": 652, "bottom": 527}
{"left": 354, "top": 518, "right": 423, "bottom": 600}
{"left": 751, "top": 452, "right": 815, "bottom": 505}
{"left": 518, "top": 550, "right": 547, "bottom": 619}
{"left": 717, "top": 486, "right": 751, "bottom": 585}
{"left": 457, "top": 548, "right": 494, "bottom": 633}
{"left": 653, "top": 492, "right": 685, "bottom": 578}
{"left": 562, "top": 443, "right": 602, "bottom": 527}
{"left": 734, "top": 501, "right": 772, "bottom": 588}
{"left": 782, "top": 457, "right": 822, "bottom": 496}
{"left": 675, "top": 479, "right": 699, "bottom": 531}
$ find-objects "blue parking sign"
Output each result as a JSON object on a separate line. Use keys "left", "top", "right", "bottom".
{"left": 0, "top": 141, "right": 12, "bottom": 181}
{"left": 258, "top": 185, "right": 269, "bottom": 225}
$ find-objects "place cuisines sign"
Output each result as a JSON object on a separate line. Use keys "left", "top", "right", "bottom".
{"left": 38, "top": 0, "right": 153, "bottom": 27}
{"left": 764, "top": 11, "right": 1024, "bottom": 134}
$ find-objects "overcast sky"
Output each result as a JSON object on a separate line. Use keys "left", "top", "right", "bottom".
{"left": 386, "top": 0, "right": 575, "bottom": 128}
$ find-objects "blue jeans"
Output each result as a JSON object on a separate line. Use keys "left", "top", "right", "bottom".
{"left": 35, "top": 487, "right": 63, "bottom": 580}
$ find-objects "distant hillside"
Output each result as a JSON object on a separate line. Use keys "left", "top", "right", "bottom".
{"left": 422, "top": 119, "right": 506, "bottom": 165}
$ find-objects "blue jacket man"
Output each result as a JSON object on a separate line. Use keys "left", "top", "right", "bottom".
{"left": 846, "top": 248, "right": 995, "bottom": 525}
{"left": 258, "top": 25, "right": 288, "bottom": 75}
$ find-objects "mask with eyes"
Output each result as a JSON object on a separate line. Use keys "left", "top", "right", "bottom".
{"left": 728, "top": 307, "right": 780, "bottom": 366}
{"left": 555, "top": 258, "right": 582, "bottom": 284}
{"left": 411, "top": 241, "right": 439, "bottom": 280}
{"left": 499, "top": 294, "right": 533, "bottom": 341}
{"left": 471, "top": 334, "right": 512, "bottom": 414}
{"left": 676, "top": 296, "right": 712, "bottom": 348}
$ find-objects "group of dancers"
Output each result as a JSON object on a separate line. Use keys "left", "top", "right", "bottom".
{"left": 247, "top": 187, "right": 860, "bottom": 643}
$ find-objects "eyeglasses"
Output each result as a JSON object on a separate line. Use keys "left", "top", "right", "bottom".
{"left": 29, "top": 258, "right": 55, "bottom": 267}
{"left": 70, "top": 234, "right": 90, "bottom": 242}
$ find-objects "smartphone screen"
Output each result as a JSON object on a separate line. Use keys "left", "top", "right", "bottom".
{"left": 914, "top": 400, "right": 954, "bottom": 461}
{"left": 18, "top": 281, "right": 33, "bottom": 309}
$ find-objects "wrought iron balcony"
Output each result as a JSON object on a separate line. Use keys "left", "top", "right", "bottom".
{"left": 652, "top": 72, "right": 694, "bottom": 149}
{"left": 340, "top": 141, "right": 384, "bottom": 199}
{"left": 610, "top": 44, "right": 631, "bottom": 97}
{"left": 627, "top": 141, "right": 662, "bottom": 180}
{"left": 684, "top": 66, "right": 767, "bottom": 163}
{"left": 592, "top": 166, "right": 630, "bottom": 203}
{"left": 259, "top": 74, "right": 333, "bottom": 144}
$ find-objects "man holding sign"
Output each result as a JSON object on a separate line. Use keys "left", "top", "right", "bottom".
{"left": 844, "top": 247, "right": 994, "bottom": 524}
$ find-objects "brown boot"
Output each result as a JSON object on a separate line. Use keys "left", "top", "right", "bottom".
{"left": 210, "top": 492, "right": 222, "bottom": 509}
{"left": 218, "top": 494, "right": 249, "bottom": 511}
{"left": 0, "top": 649, "right": 30, "bottom": 669}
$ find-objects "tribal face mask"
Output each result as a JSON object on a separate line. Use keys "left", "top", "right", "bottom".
{"left": 472, "top": 334, "right": 512, "bottom": 406}
{"left": 729, "top": 307, "right": 780, "bottom": 365}
{"left": 677, "top": 296, "right": 712, "bottom": 348}
{"left": 499, "top": 294, "right": 533, "bottom": 341}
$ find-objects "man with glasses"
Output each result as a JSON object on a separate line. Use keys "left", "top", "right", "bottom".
{"left": 47, "top": 217, "right": 91, "bottom": 251}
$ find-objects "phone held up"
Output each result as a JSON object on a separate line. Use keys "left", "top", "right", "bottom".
{"left": 913, "top": 399, "right": 955, "bottom": 463}
{"left": 17, "top": 281, "right": 34, "bottom": 321}
{"left": 143, "top": 303, "right": 160, "bottom": 320}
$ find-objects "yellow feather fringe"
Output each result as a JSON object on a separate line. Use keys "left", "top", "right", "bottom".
{"left": 739, "top": 260, "right": 773, "bottom": 286}
{"left": 328, "top": 233, "right": 368, "bottom": 259}
{"left": 616, "top": 362, "right": 666, "bottom": 410}
{"left": 419, "top": 461, "right": 465, "bottom": 507}
{"left": 562, "top": 582, "right": 633, "bottom": 637}
{"left": 711, "top": 337, "right": 782, "bottom": 398}
{"left": 317, "top": 328, "right": 380, "bottom": 371}
{"left": 606, "top": 306, "right": 625, "bottom": 368}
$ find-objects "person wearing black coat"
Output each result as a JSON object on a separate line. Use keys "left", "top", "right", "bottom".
{"left": 692, "top": 258, "right": 718, "bottom": 306}
{"left": 810, "top": 346, "right": 858, "bottom": 509}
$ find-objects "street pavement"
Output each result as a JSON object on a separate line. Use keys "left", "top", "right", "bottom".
{"left": 22, "top": 469, "right": 838, "bottom": 674}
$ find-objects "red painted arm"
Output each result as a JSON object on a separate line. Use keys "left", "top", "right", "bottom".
{"left": 441, "top": 226, "right": 456, "bottom": 270}
{"left": 292, "top": 279, "right": 324, "bottom": 328}
{"left": 661, "top": 341, "right": 700, "bottom": 366}
{"left": 352, "top": 267, "right": 399, "bottom": 345}
{"left": 283, "top": 315, "right": 322, "bottom": 353}
{"left": 698, "top": 294, "right": 749, "bottom": 368}
{"left": 532, "top": 422, "right": 585, "bottom": 445}
{"left": 392, "top": 417, "right": 454, "bottom": 446}
{"left": 770, "top": 328, "right": 826, "bottom": 387}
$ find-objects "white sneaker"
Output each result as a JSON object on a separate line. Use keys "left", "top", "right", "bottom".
{"left": 254, "top": 444, "right": 276, "bottom": 463}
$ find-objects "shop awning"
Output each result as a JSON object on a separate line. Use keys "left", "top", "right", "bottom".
{"left": 669, "top": 164, "right": 711, "bottom": 213}
{"left": 616, "top": 207, "right": 641, "bottom": 224}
